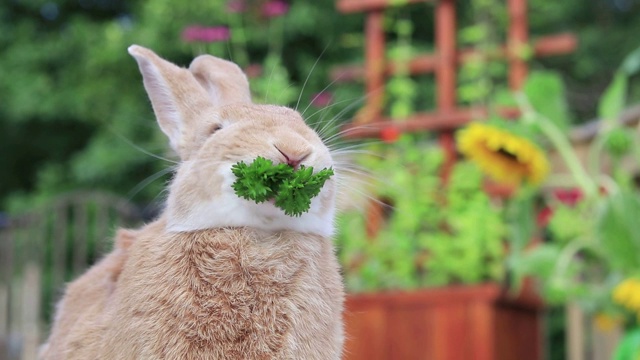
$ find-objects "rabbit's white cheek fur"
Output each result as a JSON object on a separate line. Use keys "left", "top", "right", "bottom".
{"left": 165, "top": 166, "right": 336, "bottom": 237}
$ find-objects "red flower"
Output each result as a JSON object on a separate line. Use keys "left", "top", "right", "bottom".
{"left": 537, "top": 206, "right": 554, "bottom": 227}
{"left": 380, "top": 127, "right": 400, "bottom": 144}
{"left": 181, "top": 26, "right": 230, "bottom": 43}
{"left": 553, "top": 188, "right": 583, "bottom": 206}
{"left": 310, "top": 92, "right": 333, "bottom": 107}
{"left": 262, "top": 0, "right": 289, "bottom": 17}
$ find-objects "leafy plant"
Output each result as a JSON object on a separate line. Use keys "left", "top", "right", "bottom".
{"left": 336, "top": 136, "right": 506, "bottom": 292}
{"left": 231, "top": 156, "right": 333, "bottom": 216}
{"left": 507, "top": 46, "right": 640, "bottom": 319}
{"left": 386, "top": 18, "right": 418, "bottom": 120}
{"left": 457, "top": 0, "right": 507, "bottom": 106}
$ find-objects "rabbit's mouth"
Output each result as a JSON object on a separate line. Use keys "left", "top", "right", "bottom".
{"left": 275, "top": 145, "right": 310, "bottom": 170}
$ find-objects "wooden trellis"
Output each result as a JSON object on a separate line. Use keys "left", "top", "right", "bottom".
{"left": 333, "top": 0, "right": 577, "bottom": 136}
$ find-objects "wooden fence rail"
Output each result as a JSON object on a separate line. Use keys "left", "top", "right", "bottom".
{"left": 0, "top": 192, "right": 141, "bottom": 360}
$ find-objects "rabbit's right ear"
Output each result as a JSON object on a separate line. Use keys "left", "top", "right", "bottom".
{"left": 188, "top": 55, "right": 252, "bottom": 106}
{"left": 128, "top": 45, "right": 212, "bottom": 159}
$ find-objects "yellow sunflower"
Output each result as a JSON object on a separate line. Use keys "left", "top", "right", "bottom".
{"left": 457, "top": 122, "right": 549, "bottom": 185}
{"left": 613, "top": 278, "right": 640, "bottom": 312}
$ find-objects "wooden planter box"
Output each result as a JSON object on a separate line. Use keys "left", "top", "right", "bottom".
{"left": 343, "top": 283, "right": 542, "bottom": 360}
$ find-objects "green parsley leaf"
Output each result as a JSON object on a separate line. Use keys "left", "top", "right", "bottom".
{"left": 231, "top": 156, "right": 334, "bottom": 216}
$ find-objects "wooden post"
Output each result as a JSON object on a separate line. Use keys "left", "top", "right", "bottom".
{"left": 73, "top": 201, "right": 88, "bottom": 275}
{"left": 567, "top": 303, "right": 584, "bottom": 360}
{"left": 435, "top": 0, "right": 458, "bottom": 181}
{"left": 0, "top": 230, "right": 12, "bottom": 359}
{"left": 0, "top": 286, "right": 7, "bottom": 359}
{"left": 20, "top": 263, "right": 40, "bottom": 360}
{"left": 52, "top": 205, "right": 68, "bottom": 290}
{"left": 435, "top": 0, "right": 457, "bottom": 111}
{"left": 95, "top": 201, "right": 109, "bottom": 257}
{"left": 365, "top": 199, "right": 384, "bottom": 238}
{"left": 508, "top": 0, "right": 529, "bottom": 90}
{"left": 362, "top": 10, "right": 386, "bottom": 123}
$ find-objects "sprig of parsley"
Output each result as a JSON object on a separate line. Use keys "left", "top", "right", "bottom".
{"left": 231, "top": 156, "right": 334, "bottom": 216}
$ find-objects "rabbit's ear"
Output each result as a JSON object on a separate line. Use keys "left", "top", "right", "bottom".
{"left": 128, "top": 45, "right": 211, "bottom": 157}
{"left": 188, "top": 55, "right": 252, "bottom": 106}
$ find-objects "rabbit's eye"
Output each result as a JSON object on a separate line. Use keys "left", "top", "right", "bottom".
{"left": 209, "top": 123, "right": 223, "bottom": 134}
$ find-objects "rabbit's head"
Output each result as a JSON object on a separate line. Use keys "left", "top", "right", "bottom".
{"left": 128, "top": 45, "right": 336, "bottom": 237}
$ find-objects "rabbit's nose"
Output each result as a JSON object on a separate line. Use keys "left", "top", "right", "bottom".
{"left": 275, "top": 146, "right": 310, "bottom": 169}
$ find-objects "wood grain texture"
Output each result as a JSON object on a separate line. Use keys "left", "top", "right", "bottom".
{"left": 340, "top": 106, "right": 521, "bottom": 138}
{"left": 343, "top": 302, "right": 387, "bottom": 360}
{"left": 344, "top": 284, "right": 542, "bottom": 360}
{"left": 507, "top": 0, "right": 529, "bottom": 89}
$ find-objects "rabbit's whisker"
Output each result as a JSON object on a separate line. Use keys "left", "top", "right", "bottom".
{"left": 127, "top": 166, "right": 176, "bottom": 200}
{"left": 316, "top": 87, "right": 384, "bottom": 140}
{"left": 296, "top": 44, "right": 330, "bottom": 112}
{"left": 305, "top": 96, "right": 359, "bottom": 128}
{"left": 263, "top": 57, "right": 278, "bottom": 104}
{"left": 110, "top": 129, "right": 179, "bottom": 165}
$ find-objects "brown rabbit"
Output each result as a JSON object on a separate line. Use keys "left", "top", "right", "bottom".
{"left": 40, "top": 45, "right": 344, "bottom": 360}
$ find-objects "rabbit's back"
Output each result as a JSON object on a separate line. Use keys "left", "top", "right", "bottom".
{"left": 99, "top": 221, "right": 344, "bottom": 359}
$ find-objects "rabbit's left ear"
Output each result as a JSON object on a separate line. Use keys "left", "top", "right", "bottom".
{"left": 188, "top": 54, "right": 252, "bottom": 106}
{"left": 128, "top": 45, "right": 212, "bottom": 159}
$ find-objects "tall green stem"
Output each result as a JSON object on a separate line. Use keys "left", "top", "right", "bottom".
{"left": 515, "top": 92, "right": 598, "bottom": 198}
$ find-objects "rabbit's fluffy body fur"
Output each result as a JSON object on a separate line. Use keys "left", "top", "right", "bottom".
{"left": 40, "top": 46, "right": 344, "bottom": 359}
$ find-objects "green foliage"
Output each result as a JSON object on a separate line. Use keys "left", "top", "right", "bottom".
{"left": 510, "top": 48, "right": 640, "bottom": 319}
{"left": 547, "top": 205, "right": 590, "bottom": 244}
{"left": 337, "top": 136, "right": 506, "bottom": 292}
{"left": 427, "top": 161, "right": 505, "bottom": 285}
{"left": 603, "top": 127, "right": 634, "bottom": 158}
{"left": 231, "top": 156, "right": 333, "bottom": 217}
{"left": 387, "top": 18, "right": 418, "bottom": 119}
{"left": 597, "top": 193, "right": 640, "bottom": 272}
{"left": 457, "top": 0, "right": 506, "bottom": 105}
{"left": 613, "top": 328, "right": 640, "bottom": 360}
{"left": 250, "top": 54, "right": 299, "bottom": 105}
{"left": 620, "top": 45, "right": 640, "bottom": 76}
{"left": 523, "top": 72, "right": 571, "bottom": 131}
{"left": 599, "top": 72, "right": 628, "bottom": 122}
{"left": 505, "top": 187, "right": 537, "bottom": 254}
{"left": 596, "top": 45, "right": 640, "bottom": 163}
{"left": 527, "top": 0, "right": 640, "bottom": 118}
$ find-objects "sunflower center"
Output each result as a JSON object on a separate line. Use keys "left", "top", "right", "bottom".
{"left": 496, "top": 147, "right": 518, "bottom": 162}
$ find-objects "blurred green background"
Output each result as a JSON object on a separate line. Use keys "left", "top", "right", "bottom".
{"left": 2, "top": 0, "right": 640, "bottom": 214}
